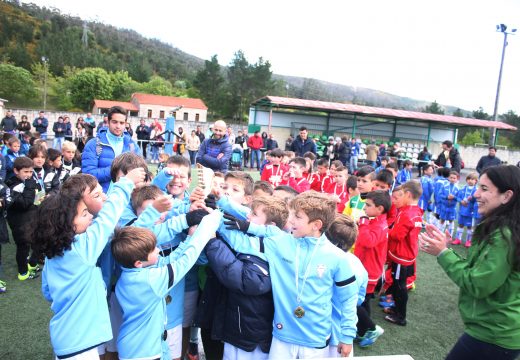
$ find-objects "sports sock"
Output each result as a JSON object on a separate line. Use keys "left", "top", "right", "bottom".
{"left": 456, "top": 227, "right": 463, "bottom": 240}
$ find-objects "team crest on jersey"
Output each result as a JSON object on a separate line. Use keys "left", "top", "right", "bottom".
{"left": 316, "top": 264, "right": 326, "bottom": 278}
{"left": 415, "top": 221, "right": 423, "bottom": 228}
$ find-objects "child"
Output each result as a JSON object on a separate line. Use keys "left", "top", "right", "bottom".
{"left": 156, "top": 152, "right": 169, "bottom": 174}
{"left": 60, "top": 141, "right": 82, "bottom": 183}
{"left": 253, "top": 180, "right": 274, "bottom": 198}
{"left": 453, "top": 172, "right": 478, "bottom": 247}
{"left": 29, "top": 144, "right": 60, "bottom": 197}
{"left": 282, "top": 151, "right": 295, "bottom": 166}
{"left": 20, "top": 131, "right": 31, "bottom": 155}
{"left": 261, "top": 148, "right": 287, "bottom": 187}
{"left": 206, "top": 196, "right": 289, "bottom": 360}
{"left": 223, "top": 192, "right": 359, "bottom": 358}
{"left": 432, "top": 167, "right": 450, "bottom": 228}
{"left": 395, "top": 159, "right": 413, "bottom": 186}
{"left": 302, "top": 151, "right": 316, "bottom": 183}
{"left": 272, "top": 185, "right": 299, "bottom": 203}
{"left": 373, "top": 169, "right": 398, "bottom": 226}
{"left": 343, "top": 165, "right": 375, "bottom": 222}
{"left": 0, "top": 178, "right": 8, "bottom": 292}
{"left": 418, "top": 164, "right": 434, "bottom": 222}
{"left": 35, "top": 167, "right": 145, "bottom": 359}
{"left": 310, "top": 158, "right": 333, "bottom": 193}
{"left": 385, "top": 181, "right": 423, "bottom": 326}
{"left": 5, "top": 136, "right": 21, "bottom": 180}
{"left": 224, "top": 171, "right": 255, "bottom": 206}
{"left": 325, "top": 165, "right": 349, "bottom": 213}
{"left": 375, "top": 157, "right": 389, "bottom": 174}
{"left": 280, "top": 157, "right": 311, "bottom": 193}
{"left": 329, "top": 160, "right": 344, "bottom": 179}
{"left": 6, "top": 156, "right": 40, "bottom": 280}
{"left": 47, "top": 148, "right": 63, "bottom": 183}
{"left": 439, "top": 171, "right": 460, "bottom": 235}
{"left": 354, "top": 190, "right": 390, "bottom": 345}
{"left": 346, "top": 175, "right": 359, "bottom": 200}
{"left": 112, "top": 211, "right": 221, "bottom": 360}
{"left": 211, "top": 172, "right": 226, "bottom": 198}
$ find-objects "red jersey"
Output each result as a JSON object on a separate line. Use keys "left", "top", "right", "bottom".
{"left": 247, "top": 135, "right": 263, "bottom": 150}
{"left": 324, "top": 182, "right": 349, "bottom": 213}
{"left": 309, "top": 172, "right": 334, "bottom": 193}
{"left": 354, "top": 214, "right": 388, "bottom": 294}
{"left": 281, "top": 176, "right": 310, "bottom": 193}
{"left": 387, "top": 205, "right": 424, "bottom": 266}
{"left": 261, "top": 164, "right": 287, "bottom": 187}
{"left": 386, "top": 203, "right": 398, "bottom": 227}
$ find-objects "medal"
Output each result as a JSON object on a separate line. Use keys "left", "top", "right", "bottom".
{"left": 165, "top": 295, "right": 172, "bottom": 304}
{"left": 294, "top": 306, "right": 305, "bottom": 318}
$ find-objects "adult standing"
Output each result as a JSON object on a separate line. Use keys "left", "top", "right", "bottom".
{"left": 1, "top": 110, "right": 17, "bottom": 133}
{"left": 227, "top": 126, "right": 235, "bottom": 146}
{"left": 247, "top": 131, "right": 263, "bottom": 171}
{"left": 175, "top": 127, "right": 187, "bottom": 156}
{"left": 186, "top": 130, "right": 201, "bottom": 166}
{"left": 17, "top": 115, "right": 31, "bottom": 133}
{"left": 419, "top": 165, "right": 520, "bottom": 360}
{"left": 52, "top": 116, "right": 66, "bottom": 150}
{"left": 33, "top": 111, "right": 49, "bottom": 139}
{"left": 417, "top": 146, "right": 432, "bottom": 177}
{"left": 135, "top": 119, "right": 151, "bottom": 159}
{"left": 96, "top": 115, "right": 109, "bottom": 135}
{"left": 63, "top": 116, "right": 73, "bottom": 142}
{"left": 196, "top": 120, "right": 232, "bottom": 173}
{"left": 195, "top": 125, "right": 205, "bottom": 143}
{"left": 290, "top": 126, "right": 317, "bottom": 157}
{"left": 349, "top": 138, "right": 360, "bottom": 173}
{"left": 476, "top": 146, "right": 501, "bottom": 174}
{"left": 285, "top": 135, "right": 294, "bottom": 151}
{"left": 82, "top": 106, "right": 140, "bottom": 192}
{"left": 266, "top": 133, "right": 278, "bottom": 150}
{"left": 242, "top": 128, "right": 250, "bottom": 168}
{"left": 335, "top": 136, "right": 350, "bottom": 166}
{"left": 124, "top": 122, "right": 133, "bottom": 137}
{"left": 83, "top": 112, "right": 96, "bottom": 137}
{"left": 365, "top": 141, "right": 379, "bottom": 168}
{"left": 434, "top": 140, "right": 462, "bottom": 173}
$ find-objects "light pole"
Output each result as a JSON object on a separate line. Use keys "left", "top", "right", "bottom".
{"left": 41, "top": 56, "right": 48, "bottom": 111}
{"left": 489, "top": 24, "right": 516, "bottom": 146}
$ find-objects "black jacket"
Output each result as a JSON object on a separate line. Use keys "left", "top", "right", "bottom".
{"left": 205, "top": 238, "right": 273, "bottom": 353}
{"left": 476, "top": 155, "right": 501, "bottom": 174}
{"left": 435, "top": 148, "right": 462, "bottom": 173}
{"left": 5, "top": 176, "right": 38, "bottom": 240}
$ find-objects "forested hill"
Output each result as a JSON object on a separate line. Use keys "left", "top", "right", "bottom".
{"left": 0, "top": 0, "right": 205, "bottom": 82}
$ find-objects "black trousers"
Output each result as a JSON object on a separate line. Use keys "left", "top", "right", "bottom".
{"left": 387, "top": 262, "right": 414, "bottom": 320}
{"left": 446, "top": 333, "right": 520, "bottom": 360}
{"left": 243, "top": 149, "right": 250, "bottom": 166}
{"left": 357, "top": 294, "right": 376, "bottom": 336}
{"left": 201, "top": 327, "right": 223, "bottom": 360}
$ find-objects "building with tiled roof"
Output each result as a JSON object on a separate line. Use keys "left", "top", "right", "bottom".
{"left": 92, "top": 93, "right": 207, "bottom": 122}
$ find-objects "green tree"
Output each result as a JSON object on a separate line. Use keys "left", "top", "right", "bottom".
{"left": 499, "top": 110, "right": 520, "bottom": 147}
{"left": 110, "top": 70, "right": 139, "bottom": 100}
{"left": 0, "top": 63, "right": 37, "bottom": 104}
{"left": 459, "top": 130, "right": 484, "bottom": 146}
{"left": 139, "top": 75, "right": 174, "bottom": 96}
{"left": 193, "top": 55, "right": 224, "bottom": 119}
{"left": 452, "top": 108, "right": 464, "bottom": 117}
{"left": 69, "top": 67, "right": 113, "bottom": 110}
{"left": 422, "top": 101, "right": 444, "bottom": 115}
{"left": 227, "top": 50, "right": 252, "bottom": 120}
{"left": 472, "top": 107, "right": 490, "bottom": 119}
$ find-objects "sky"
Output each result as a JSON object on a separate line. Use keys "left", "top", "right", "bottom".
{"left": 27, "top": 0, "right": 520, "bottom": 115}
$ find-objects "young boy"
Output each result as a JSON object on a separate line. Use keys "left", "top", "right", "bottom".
{"left": 375, "top": 157, "right": 389, "bottom": 174}
{"left": 439, "top": 171, "right": 460, "bottom": 235}
{"left": 343, "top": 165, "right": 375, "bottom": 222}
{"left": 5, "top": 136, "right": 21, "bottom": 181}
{"left": 253, "top": 180, "right": 274, "bottom": 198}
{"left": 453, "top": 172, "right": 478, "bottom": 247}
{"left": 60, "top": 141, "right": 82, "bottom": 183}
{"left": 6, "top": 156, "right": 40, "bottom": 280}
{"left": 112, "top": 211, "right": 221, "bottom": 360}
{"left": 224, "top": 171, "right": 255, "bottom": 206}
{"left": 395, "top": 159, "right": 413, "bottom": 186}
{"left": 206, "top": 196, "right": 289, "bottom": 360}
{"left": 261, "top": 148, "right": 287, "bottom": 187}
{"left": 373, "top": 169, "right": 398, "bottom": 227}
{"left": 432, "top": 167, "right": 450, "bottom": 228}
{"left": 325, "top": 214, "right": 370, "bottom": 355}
{"left": 47, "top": 148, "right": 63, "bottom": 183}
{"left": 385, "top": 181, "right": 423, "bottom": 326}
{"left": 29, "top": 144, "right": 60, "bottom": 197}
{"left": 280, "top": 157, "right": 311, "bottom": 193}
{"left": 325, "top": 165, "right": 349, "bottom": 213}
{"left": 222, "top": 192, "right": 359, "bottom": 358}
{"left": 310, "top": 158, "right": 333, "bottom": 193}
{"left": 418, "top": 164, "right": 434, "bottom": 222}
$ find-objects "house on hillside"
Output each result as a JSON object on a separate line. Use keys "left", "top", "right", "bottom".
{"left": 92, "top": 93, "right": 208, "bottom": 122}
{"left": 0, "top": 98, "right": 8, "bottom": 119}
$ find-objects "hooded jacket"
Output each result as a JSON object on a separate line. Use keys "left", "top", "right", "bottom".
{"left": 196, "top": 134, "right": 232, "bottom": 173}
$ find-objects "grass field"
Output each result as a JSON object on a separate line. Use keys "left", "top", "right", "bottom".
{"left": 0, "top": 168, "right": 468, "bottom": 360}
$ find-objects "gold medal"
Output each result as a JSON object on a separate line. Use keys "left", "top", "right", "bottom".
{"left": 294, "top": 306, "right": 305, "bottom": 318}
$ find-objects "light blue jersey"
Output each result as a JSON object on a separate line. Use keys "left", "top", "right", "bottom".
{"left": 220, "top": 223, "right": 359, "bottom": 347}
{"left": 41, "top": 178, "right": 134, "bottom": 357}
{"left": 117, "top": 211, "right": 222, "bottom": 360}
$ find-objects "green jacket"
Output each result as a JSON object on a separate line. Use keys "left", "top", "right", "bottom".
{"left": 438, "top": 227, "right": 520, "bottom": 349}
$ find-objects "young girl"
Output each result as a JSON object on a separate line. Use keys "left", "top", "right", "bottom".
{"left": 28, "top": 144, "right": 60, "bottom": 197}
{"left": 33, "top": 169, "right": 145, "bottom": 359}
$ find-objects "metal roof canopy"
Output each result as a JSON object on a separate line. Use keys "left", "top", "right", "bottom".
{"left": 251, "top": 96, "right": 517, "bottom": 131}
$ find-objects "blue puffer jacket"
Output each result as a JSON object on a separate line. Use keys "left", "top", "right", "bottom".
{"left": 81, "top": 129, "right": 139, "bottom": 192}
{"left": 196, "top": 134, "right": 232, "bottom": 173}
{"left": 290, "top": 135, "right": 317, "bottom": 157}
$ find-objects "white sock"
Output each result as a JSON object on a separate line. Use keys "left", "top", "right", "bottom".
{"left": 448, "top": 221, "right": 454, "bottom": 235}
{"left": 456, "top": 227, "right": 463, "bottom": 240}
{"left": 466, "top": 229, "right": 473, "bottom": 242}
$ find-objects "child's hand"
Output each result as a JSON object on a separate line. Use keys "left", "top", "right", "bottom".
{"left": 125, "top": 168, "right": 146, "bottom": 187}
{"left": 461, "top": 200, "right": 467, "bottom": 206}
{"left": 190, "top": 187, "right": 206, "bottom": 203}
{"left": 152, "top": 195, "right": 173, "bottom": 213}
{"left": 190, "top": 200, "right": 209, "bottom": 212}
{"left": 447, "top": 195, "right": 454, "bottom": 200}
{"left": 337, "top": 342, "right": 353, "bottom": 357}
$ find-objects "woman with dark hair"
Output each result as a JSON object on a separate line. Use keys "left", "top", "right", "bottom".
{"left": 419, "top": 165, "right": 520, "bottom": 360}
{"left": 260, "top": 131, "right": 268, "bottom": 162}
{"left": 417, "top": 146, "right": 431, "bottom": 177}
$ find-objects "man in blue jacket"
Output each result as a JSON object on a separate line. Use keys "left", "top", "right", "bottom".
{"left": 33, "top": 111, "right": 49, "bottom": 139}
{"left": 290, "top": 126, "right": 317, "bottom": 157}
{"left": 196, "top": 120, "right": 232, "bottom": 173}
{"left": 82, "top": 106, "right": 140, "bottom": 192}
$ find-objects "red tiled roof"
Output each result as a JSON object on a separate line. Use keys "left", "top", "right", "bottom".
{"left": 132, "top": 93, "right": 208, "bottom": 110}
{"left": 93, "top": 99, "right": 139, "bottom": 111}
{"left": 252, "top": 96, "right": 516, "bottom": 131}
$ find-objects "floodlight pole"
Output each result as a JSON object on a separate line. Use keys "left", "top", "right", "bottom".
{"left": 42, "top": 56, "right": 48, "bottom": 111}
{"left": 489, "top": 25, "right": 515, "bottom": 146}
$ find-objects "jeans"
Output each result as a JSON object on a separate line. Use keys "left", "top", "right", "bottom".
{"left": 53, "top": 136, "right": 64, "bottom": 150}
{"left": 446, "top": 333, "right": 520, "bottom": 360}
{"left": 151, "top": 146, "right": 159, "bottom": 162}
{"left": 250, "top": 149, "right": 261, "bottom": 170}
{"left": 350, "top": 155, "right": 358, "bottom": 173}
{"left": 188, "top": 150, "right": 198, "bottom": 166}
{"left": 40, "top": 132, "right": 47, "bottom": 140}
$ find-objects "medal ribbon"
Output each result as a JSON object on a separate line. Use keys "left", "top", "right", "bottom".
{"left": 295, "top": 237, "right": 322, "bottom": 304}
